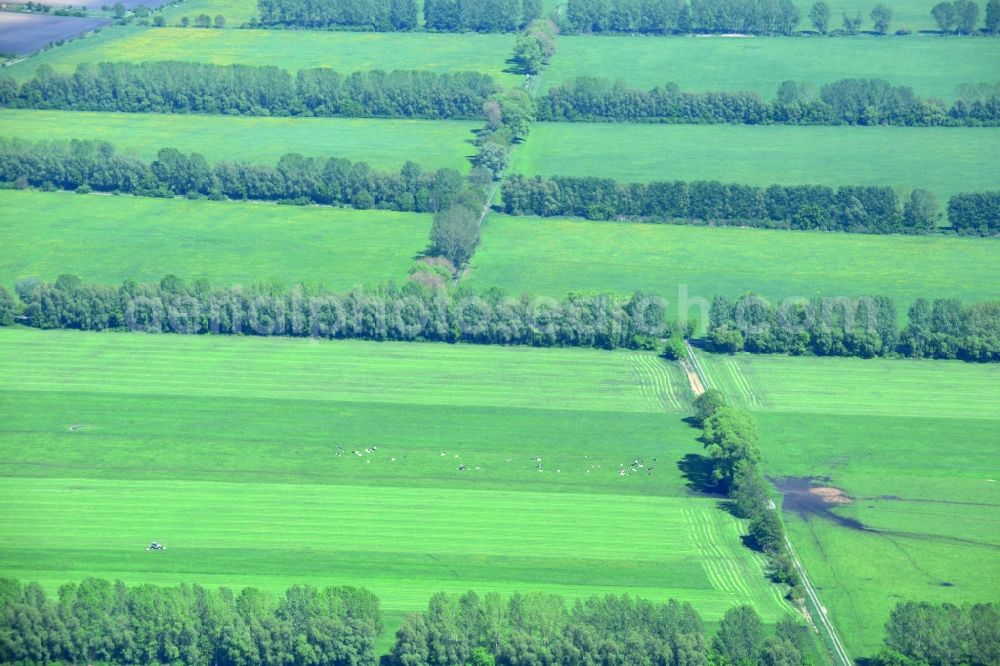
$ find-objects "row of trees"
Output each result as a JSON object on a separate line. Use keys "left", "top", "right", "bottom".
{"left": 1, "top": 61, "right": 498, "bottom": 119}
{"left": 707, "top": 294, "right": 1000, "bottom": 362}
{"left": 424, "top": 0, "right": 542, "bottom": 32}
{"left": 4, "top": 277, "right": 675, "bottom": 350}
{"left": 0, "top": 139, "right": 467, "bottom": 213}
{"left": 871, "top": 601, "right": 1000, "bottom": 666}
{"left": 808, "top": 2, "right": 895, "bottom": 34}
{"left": 0, "top": 578, "right": 382, "bottom": 665}
{"left": 255, "top": 0, "right": 543, "bottom": 31}
{"left": 565, "top": 0, "right": 801, "bottom": 34}
{"left": 692, "top": 392, "right": 802, "bottom": 598}
{"left": 948, "top": 191, "right": 1000, "bottom": 235}
{"left": 388, "top": 591, "right": 810, "bottom": 666}
{"left": 258, "top": 0, "right": 419, "bottom": 30}
{"left": 931, "top": 0, "right": 998, "bottom": 34}
{"left": 503, "top": 174, "right": 940, "bottom": 235}
{"left": 536, "top": 77, "right": 1000, "bottom": 126}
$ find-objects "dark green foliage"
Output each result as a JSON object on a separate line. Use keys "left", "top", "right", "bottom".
{"left": 536, "top": 76, "right": 1000, "bottom": 126}
{"left": 713, "top": 606, "right": 765, "bottom": 665}
{"left": 0, "top": 286, "right": 16, "bottom": 326}
{"left": 700, "top": 407, "right": 760, "bottom": 491}
{"left": 2, "top": 61, "right": 497, "bottom": 120}
{"left": 881, "top": 601, "right": 1000, "bottom": 666}
{"left": 0, "top": 577, "right": 381, "bottom": 666}
{"left": 424, "top": 0, "right": 525, "bottom": 31}
{"left": 430, "top": 195, "right": 482, "bottom": 266}
{"left": 566, "top": 0, "right": 799, "bottom": 34}
{"left": 710, "top": 293, "right": 1000, "bottom": 362}
{"left": 0, "top": 138, "right": 464, "bottom": 213}
{"left": 987, "top": 0, "right": 1000, "bottom": 31}
{"left": 809, "top": 1, "right": 830, "bottom": 32}
{"left": 387, "top": 592, "right": 715, "bottom": 665}
{"left": 12, "top": 276, "right": 674, "bottom": 350}
{"left": 258, "top": 0, "right": 419, "bottom": 30}
{"left": 871, "top": 3, "right": 892, "bottom": 32}
{"left": 948, "top": 191, "right": 1000, "bottom": 235}
{"left": 503, "top": 174, "right": 909, "bottom": 234}
{"left": 692, "top": 388, "right": 726, "bottom": 424}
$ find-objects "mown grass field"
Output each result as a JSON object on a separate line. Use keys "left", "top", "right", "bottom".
{"left": 4, "top": 25, "right": 521, "bottom": 86}
{"left": 0, "top": 110, "right": 477, "bottom": 171}
{"left": 0, "top": 328, "right": 793, "bottom": 643}
{"left": 466, "top": 215, "right": 1000, "bottom": 316}
{"left": 544, "top": 35, "right": 1000, "bottom": 101}
{"left": 697, "top": 352, "right": 1000, "bottom": 655}
{"left": 511, "top": 123, "right": 1000, "bottom": 202}
{"left": 0, "top": 190, "right": 431, "bottom": 289}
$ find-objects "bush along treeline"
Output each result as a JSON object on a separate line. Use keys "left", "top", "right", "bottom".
{"left": 0, "top": 61, "right": 498, "bottom": 119}
{"left": 503, "top": 174, "right": 945, "bottom": 234}
{"left": 691, "top": 391, "right": 803, "bottom": 604}
{"left": 707, "top": 294, "right": 1000, "bottom": 362}
{"left": 387, "top": 591, "right": 812, "bottom": 666}
{"left": 536, "top": 77, "right": 1000, "bottom": 126}
{"left": 3, "top": 276, "right": 676, "bottom": 350}
{"left": 0, "top": 577, "right": 382, "bottom": 665}
{"left": 0, "top": 138, "right": 466, "bottom": 212}
{"left": 255, "top": 0, "right": 543, "bottom": 31}
{"left": 869, "top": 601, "right": 1000, "bottom": 666}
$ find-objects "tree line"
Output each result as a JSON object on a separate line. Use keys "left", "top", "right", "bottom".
{"left": 870, "top": 601, "right": 1000, "bottom": 666}
{"left": 258, "top": 0, "right": 419, "bottom": 30}
{"left": 387, "top": 591, "right": 811, "bottom": 665}
{"left": 948, "top": 191, "right": 1000, "bottom": 235}
{"left": 691, "top": 391, "right": 802, "bottom": 603}
{"left": 503, "top": 174, "right": 946, "bottom": 235}
{"left": 707, "top": 294, "right": 1000, "bottom": 362}
{"left": 0, "top": 61, "right": 498, "bottom": 119}
{"left": 0, "top": 138, "right": 466, "bottom": 213}
{"left": 256, "top": 0, "right": 542, "bottom": 31}
{"left": 3, "top": 276, "right": 675, "bottom": 351}
{"left": 536, "top": 77, "right": 1000, "bottom": 126}
{"left": 0, "top": 577, "right": 382, "bottom": 665}
{"left": 565, "top": 0, "right": 801, "bottom": 35}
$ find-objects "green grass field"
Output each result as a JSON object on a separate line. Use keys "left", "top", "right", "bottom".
{"left": 465, "top": 215, "right": 1000, "bottom": 316}
{"left": 696, "top": 352, "right": 1000, "bottom": 656}
{"left": 158, "top": 0, "right": 260, "bottom": 27}
{"left": 511, "top": 123, "right": 1000, "bottom": 202}
{"left": 0, "top": 110, "right": 477, "bottom": 171}
{"left": 5, "top": 25, "right": 521, "bottom": 86}
{"left": 0, "top": 190, "right": 431, "bottom": 289}
{"left": 0, "top": 328, "right": 793, "bottom": 642}
{"left": 545, "top": 35, "right": 1000, "bottom": 101}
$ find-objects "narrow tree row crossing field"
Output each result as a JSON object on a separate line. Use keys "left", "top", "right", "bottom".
{"left": 0, "top": 110, "right": 479, "bottom": 172}
{"left": 696, "top": 352, "right": 1000, "bottom": 655}
{"left": 0, "top": 328, "right": 793, "bottom": 642}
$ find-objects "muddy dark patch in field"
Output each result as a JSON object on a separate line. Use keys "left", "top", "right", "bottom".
{"left": 770, "top": 476, "right": 866, "bottom": 531}
{"left": 940, "top": 582, "right": 955, "bottom": 587}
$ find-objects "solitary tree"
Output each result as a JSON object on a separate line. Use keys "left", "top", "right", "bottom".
{"left": 987, "top": 0, "right": 1000, "bottom": 32}
{"left": 180, "top": 15, "right": 190, "bottom": 26}
{"left": 214, "top": 14, "right": 225, "bottom": 27}
{"left": 809, "top": 1, "right": 830, "bottom": 32}
{"left": 430, "top": 202, "right": 481, "bottom": 267}
{"left": 0, "top": 286, "right": 16, "bottom": 326}
{"left": 112, "top": 2, "right": 125, "bottom": 17}
{"left": 931, "top": 0, "right": 956, "bottom": 30}
{"left": 903, "top": 189, "right": 939, "bottom": 232}
{"left": 152, "top": 14, "right": 164, "bottom": 26}
{"left": 195, "top": 13, "right": 211, "bottom": 27}
{"left": 953, "top": 0, "right": 981, "bottom": 32}
{"left": 871, "top": 3, "right": 893, "bottom": 32}
{"left": 842, "top": 11, "right": 863, "bottom": 33}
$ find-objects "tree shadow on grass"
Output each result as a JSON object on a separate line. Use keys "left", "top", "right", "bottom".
{"left": 677, "top": 453, "right": 723, "bottom": 497}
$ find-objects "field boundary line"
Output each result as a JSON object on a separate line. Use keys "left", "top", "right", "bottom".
{"left": 687, "top": 343, "right": 851, "bottom": 666}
